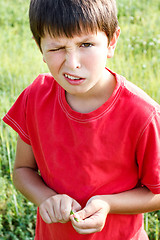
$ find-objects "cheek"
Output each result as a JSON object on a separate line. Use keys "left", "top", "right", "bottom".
{"left": 84, "top": 51, "right": 107, "bottom": 71}
{"left": 45, "top": 55, "right": 64, "bottom": 73}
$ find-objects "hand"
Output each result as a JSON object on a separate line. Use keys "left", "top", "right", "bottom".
{"left": 39, "top": 194, "right": 81, "bottom": 224}
{"left": 70, "top": 196, "right": 110, "bottom": 234}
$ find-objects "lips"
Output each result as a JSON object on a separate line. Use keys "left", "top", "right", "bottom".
{"left": 64, "top": 73, "right": 81, "bottom": 80}
{"left": 64, "top": 73, "right": 85, "bottom": 85}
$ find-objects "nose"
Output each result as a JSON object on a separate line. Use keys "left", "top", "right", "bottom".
{"left": 65, "top": 50, "right": 81, "bottom": 70}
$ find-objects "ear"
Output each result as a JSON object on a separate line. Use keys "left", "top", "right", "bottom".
{"left": 43, "top": 56, "right": 46, "bottom": 63}
{"left": 32, "top": 36, "right": 46, "bottom": 63}
{"left": 107, "top": 27, "right": 121, "bottom": 59}
{"left": 32, "top": 36, "right": 44, "bottom": 53}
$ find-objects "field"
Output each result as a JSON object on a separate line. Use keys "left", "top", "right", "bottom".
{"left": 0, "top": 0, "right": 160, "bottom": 239}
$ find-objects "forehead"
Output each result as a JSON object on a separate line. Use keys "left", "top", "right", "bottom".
{"left": 41, "top": 30, "right": 108, "bottom": 48}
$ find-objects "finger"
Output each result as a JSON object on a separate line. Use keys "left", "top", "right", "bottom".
{"left": 73, "top": 226, "right": 98, "bottom": 234}
{"left": 47, "top": 206, "right": 58, "bottom": 223}
{"left": 39, "top": 208, "right": 53, "bottom": 224}
{"left": 60, "top": 195, "right": 73, "bottom": 222}
{"left": 72, "top": 225, "right": 99, "bottom": 235}
{"left": 40, "top": 201, "right": 58, "bottom": 223}
{"left": 69, "top": 200, "right": 81, "bottom": 222}
{"left": 74, "top": 197, "right": 110, "bottom": 221}
{"left": 72, "top": 199, "right": 82, "bottom": 212}
{"left": 71, "top": 209, "right": 106, "bottom": 232}
{"left": 74, "top": 203, "right": 97, "bottom": 221}
{"left": 52, "top": 196, "right": 63, "bottom": 222}
{"left": 71, "top": 211, "right": 99, "bottom": 228}
{"left": 60, "top": 196, "right": 81, "bottom": 222}
{"left": 71, "top": 214, "right": 102, "bottom": 234}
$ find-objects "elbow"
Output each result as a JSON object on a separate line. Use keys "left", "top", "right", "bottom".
{"left": 12, "top": 167, "right": 22, "bottom": 190}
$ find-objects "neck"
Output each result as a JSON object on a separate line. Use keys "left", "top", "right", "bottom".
{"left": 65, "top": 70, "right": 116, "bottom": 113}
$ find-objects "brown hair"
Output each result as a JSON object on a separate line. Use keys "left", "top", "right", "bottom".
{"left": 29, "top": 0, "right": 118, "bottom": 51}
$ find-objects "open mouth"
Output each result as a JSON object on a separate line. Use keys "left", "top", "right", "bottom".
{"left": 64, "top": 74, "right": 81, "bottom": 80}
{"left": 64, "top": 73, "right": 85, "bottom": 85}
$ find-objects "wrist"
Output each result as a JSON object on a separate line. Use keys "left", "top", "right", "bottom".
{"left": 37, "top": 190, "right": 57, "bottom": 206}
{"left": 88, "top": 195, "right": 111, "bottom": 214}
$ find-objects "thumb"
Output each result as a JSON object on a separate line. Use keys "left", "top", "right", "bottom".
{"left": 74, "top": 202, "right": 97, "bottom": 221}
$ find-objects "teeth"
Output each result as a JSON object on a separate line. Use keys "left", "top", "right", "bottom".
{"left": 65, "top": 74, "right": 81, "bottom": 80}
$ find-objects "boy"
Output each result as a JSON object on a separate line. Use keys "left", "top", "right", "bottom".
{"left": 3, "top": 0, "right": 160, "bottom": 239}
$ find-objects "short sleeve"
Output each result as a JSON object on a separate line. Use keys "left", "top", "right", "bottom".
{"left": 137, "top": 110, "right": 160, "bottom": 194}
{"left": 3, "top": 87, "right": 31, "bottom": 145}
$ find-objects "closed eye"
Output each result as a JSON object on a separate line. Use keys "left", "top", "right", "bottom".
{"left": 49, "top": 47, "right": 65, "bottom": 52}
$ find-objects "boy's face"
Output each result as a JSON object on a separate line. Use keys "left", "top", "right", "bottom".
{"left": 41, "top": 29, "right": 119, "bottom": 97}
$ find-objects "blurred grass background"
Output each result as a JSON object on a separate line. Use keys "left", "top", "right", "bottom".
{"left": 0, "top": 0, "right": 160, "bottom": 239}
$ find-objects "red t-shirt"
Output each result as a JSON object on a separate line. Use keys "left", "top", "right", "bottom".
{"left": 3, "top": 69, "right": 160, "bottom": 240}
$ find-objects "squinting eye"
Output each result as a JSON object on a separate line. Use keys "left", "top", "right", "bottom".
{"left": 49, "top": 47, "right": 65, "bottom": 52}
{"left": 49, "top": 49, "right": 60, "bottom": 52}
{"left": 81, "top": 43, "right": 93, "bottom": 48}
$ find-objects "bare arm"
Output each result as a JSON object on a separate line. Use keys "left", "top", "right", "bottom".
{"left": 13, "top": 135, "right": 57, "bottom": 206}
{"left": 71, "top": 187, "right": 160, "bottom": 234}
{"left": 13, "top": 136, "right": 81, "bottom": 223}
{"left": 102, "top": 187, "right": 160, "bottom": 214}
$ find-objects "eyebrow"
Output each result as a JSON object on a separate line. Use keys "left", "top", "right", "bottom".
{"left": 46, "top": 43, "right": 63, "bottom": 48}
{"left": 45, "top": 34, "right": 96, "bottom": 49}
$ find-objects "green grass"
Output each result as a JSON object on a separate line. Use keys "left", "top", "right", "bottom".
{"left": 0, "top": 0, "right": 160, "bottom": 239}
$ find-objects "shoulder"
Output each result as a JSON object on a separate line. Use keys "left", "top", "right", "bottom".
{"left": 11, "top": 73, "right": 59, "bottom": 112}
{"left": 24, "top": 73, "right": 58, "bottom": 99}
{"left": 117, "top": 74, "right": 160, "bottom": 115}
{"left": 30, "top": 73, "right": 56, "bottom": 91}
{"left": 113, "top": 73, "right": 160, "bottom": 138}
